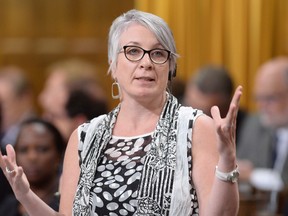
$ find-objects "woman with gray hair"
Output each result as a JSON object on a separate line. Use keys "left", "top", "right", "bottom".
{"left": 0, "top": 9, "right": 242, "bottom": 215}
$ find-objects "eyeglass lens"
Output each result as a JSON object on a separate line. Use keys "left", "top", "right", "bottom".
{"left": 123, "top": 46, "right": 170, "bottom": 64}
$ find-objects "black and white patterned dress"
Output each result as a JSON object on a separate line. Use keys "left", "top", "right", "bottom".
{"left": 90, "top": 133, "right": 152, "bottom": 215}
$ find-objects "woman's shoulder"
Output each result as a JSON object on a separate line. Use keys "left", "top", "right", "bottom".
{"left": 77, "top": 114, "right": 107, "bottom": 145}
{"left": 78, "top": 114, "right": 107, "bottom": 132}
{"left": 178, "top": 105, "right": 204, "bottom": 123}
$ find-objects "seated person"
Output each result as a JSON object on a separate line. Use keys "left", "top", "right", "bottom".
{"left": 183, "top": 64, "right": 247, "bottom": 143}
{"left": 0, "top": 118, "right": 65, "bottom": 215}
{"left": 0, "top": 66, "right": 37, "bottom": 151}
{"left": 237, "top": 57, "right": 288, "bottom": 214}
{"left": 38, "top": 58, "right": 108, "bottom": 142}
{"left": 0, "top": 66, "right": 37, "bottom": 205}
{"left": 58, "top": 89, "right": 108, "bottom": 144}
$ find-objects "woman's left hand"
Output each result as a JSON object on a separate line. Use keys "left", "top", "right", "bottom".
{"left": 210, "top": 86, "right": 243, "bottom": 161}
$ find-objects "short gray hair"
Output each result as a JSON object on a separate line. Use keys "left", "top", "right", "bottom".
{"left": 107, "top": 9, "right": 178, "bottom": 74}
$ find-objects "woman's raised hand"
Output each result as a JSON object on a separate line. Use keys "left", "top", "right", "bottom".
{"left": 0, "top": 144, "right": 30, "bottom": 200}
{"left": 211, "top": 86, "right": 243, "bottom": 159}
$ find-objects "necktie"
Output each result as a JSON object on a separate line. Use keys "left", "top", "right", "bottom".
{"left": 271, "top": 133, "right": 278, "bottom": 169}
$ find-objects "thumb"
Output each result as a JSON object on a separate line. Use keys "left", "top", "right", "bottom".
{"left": 211, "top": 105, "right": 221, "bottom": 123}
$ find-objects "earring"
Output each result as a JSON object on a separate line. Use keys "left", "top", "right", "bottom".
{"left": 111, "top": 80, "right": 120, "bottom": 99}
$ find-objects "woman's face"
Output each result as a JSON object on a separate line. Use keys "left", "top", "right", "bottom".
{"left": 15, "top": 123, "right": 60, "bottom": 185}
{"left": 113, "top": 23, "right": 170, "bottom": 102}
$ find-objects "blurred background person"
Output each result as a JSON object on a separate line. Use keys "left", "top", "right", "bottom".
{"left": 237, "top": 56, "right": 288, "bottom": 215}
{"left": 0, "top": 66, "right": 37, "bottom": 205}
{"left": 0, "top": 66, "right": 37, "bottom": 151}
{"left": 183, "top": 64, "right": 247, "bottom": 143}
{"left": 61, "top": 89, "right": 108, "bottom": 142}
{"left": 170, "top": 77, "right": 186, "bottom": 104}
{"left": 0, "top": 117, "right": 65, "bottom": 215}
{"left": 38, "top": 58, "right": 108, "bottom": 141}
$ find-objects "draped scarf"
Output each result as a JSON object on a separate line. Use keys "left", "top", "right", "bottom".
{"left": 73, "top": 93, "right": 181, "bottom": 215}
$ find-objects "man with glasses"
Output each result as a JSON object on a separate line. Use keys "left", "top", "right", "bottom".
{"left": 237, "top": 56, "right": 288, "bottom": 215}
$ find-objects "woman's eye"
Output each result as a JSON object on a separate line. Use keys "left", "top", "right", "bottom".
{"left": 127, "top": 48, "right": 140, "bottom": 55}
{"left": 36, "top": 146, "right": 50, "bottom": 153}
{"left": 152, "top": 50, "right": 164, "bottom": 57}
{"left": 17, "top": 147, "right": 28, "bottom": 154}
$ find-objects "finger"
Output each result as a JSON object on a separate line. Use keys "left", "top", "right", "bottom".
{"left": 3, "top": 144, "right": 17, "bottom": 175}
{"left": 1, "top": 155, "right": 15, "bottom": 176}
{"left": 6, "top": 144, "right": 16, "bottom": 165}
{"left": 0, "top": 148, "right": 5, "bottom": 170}
{"left": 211, "top": 105, "right": 221, "bottom": 124}
{"left": 226, "top": 86, "right": 243, "bottom": 123}
{"left": 15, "top": 166, "right": 24, "bottom": 179}
{"left": 231, "top": 86, "right": 242, "bottom": 109}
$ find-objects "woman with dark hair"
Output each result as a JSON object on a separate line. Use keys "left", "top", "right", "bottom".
{"left": 0, "top": 118, "right": 65, "bottom": 215}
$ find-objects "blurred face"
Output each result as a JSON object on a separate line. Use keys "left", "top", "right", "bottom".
{"left": 184, "top": 85, "right": 228, "bottom": 117}
{"left": 15, "top": 123, "right": 60, "bottom": 185}
{"left": 38, "top": 71, "right": 68, "bottom": 121}
{"left": 0, "top": 80, "right": 21, "bottom": 130}
{"left": 38, "top": 71, "right": 71, "bottom": 140}
{"left": 113, "top": 23, "right": 170, "bottom": 102}
{"left": 254, "top": 68, "right": 288, "bottom": 128}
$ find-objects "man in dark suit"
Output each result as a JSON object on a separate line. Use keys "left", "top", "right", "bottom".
{"left": 237, "top": 56, "right": 288, "bottom": 214}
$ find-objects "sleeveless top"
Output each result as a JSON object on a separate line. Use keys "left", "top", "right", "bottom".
{"left": 73, "top": 93, "right": 203, "bottom": 215}
{"left": 90, "top": 133, "right": 152, "bottom": 215}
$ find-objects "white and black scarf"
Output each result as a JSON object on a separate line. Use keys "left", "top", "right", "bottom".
{"left": 73, "top": 93, "right": 200, "bottom": 215}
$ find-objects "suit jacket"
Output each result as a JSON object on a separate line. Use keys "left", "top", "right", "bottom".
{"left": 236, "top": 108, "right": 248, "bottom": 144}
{"left": 237, "top": 114, "right": 288, "bottom": 187}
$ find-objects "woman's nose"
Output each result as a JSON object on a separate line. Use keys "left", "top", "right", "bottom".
{"left": 140, "top": 53, "right": 153, "bottom": 69}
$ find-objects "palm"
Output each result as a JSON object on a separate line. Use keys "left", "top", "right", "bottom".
{"left": 0, "top": 144, "right": 30, "bottom": 199}
{"left": 211, "top": 86, "right": 242, "bottom": 155}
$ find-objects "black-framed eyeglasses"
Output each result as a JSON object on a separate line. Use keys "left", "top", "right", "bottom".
{"left": 120, "top": 45, "right": 171, "bottom": 64}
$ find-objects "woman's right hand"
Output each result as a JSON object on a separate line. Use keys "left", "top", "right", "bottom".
{"left": 0, "top": 144, "right": 30, "bottom": 201}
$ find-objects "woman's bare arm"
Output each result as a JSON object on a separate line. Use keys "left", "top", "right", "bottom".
{"left": 59, "top": 129, "right": 80, "bottom": 214}
{"left": 0, "top": 129, "right": 80, "bottom": 216}
{"left": 192, "top": 86, "right": 242, "bottom": 216}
